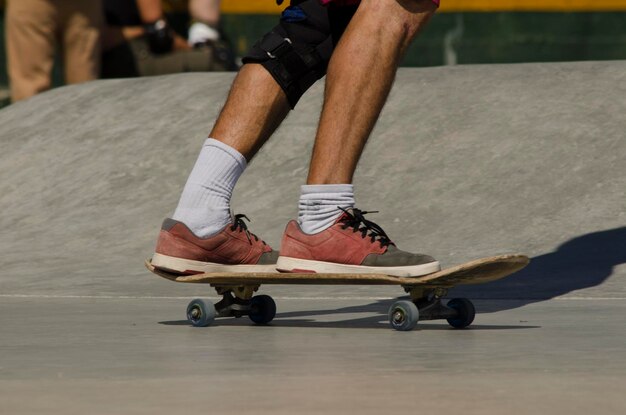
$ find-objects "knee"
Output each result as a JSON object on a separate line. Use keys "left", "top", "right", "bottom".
{"left": 395, "top": 0, "right": 437, "bottom": 39}
{"left": 360, "top": 0, "right": 437, "bottom": 40}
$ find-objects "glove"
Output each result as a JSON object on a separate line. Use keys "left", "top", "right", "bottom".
{"left": 144, "top": 19, "right": 174, "bottom": 55}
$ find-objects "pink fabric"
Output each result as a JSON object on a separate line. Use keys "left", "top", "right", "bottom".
{"left": 320, "top": 0, "right": 440, "bottom": 6}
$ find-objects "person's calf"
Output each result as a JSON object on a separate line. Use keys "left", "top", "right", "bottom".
{"left": 210, "top": 64, "right": 290, "bottom": 161}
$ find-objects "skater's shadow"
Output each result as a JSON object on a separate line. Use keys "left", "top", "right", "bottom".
{"left": 452, "top": 226, "right": 626, "bottom": 312}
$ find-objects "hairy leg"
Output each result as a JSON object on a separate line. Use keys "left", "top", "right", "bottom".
{"left": 169, "top": 63, "right": 289, "bottom": 237}
{"left": 307, "top": 0, "right": 436, "bottom": 184}
{"left": 189, "top": 0, "right": 221, "bottom": 27}
{"left": 210, "top": 63, "right": 291, "bottom": 161}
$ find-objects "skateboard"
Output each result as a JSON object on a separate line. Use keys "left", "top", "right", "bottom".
{"left": 145, "top": 254, "right": 529, "bottom": 331}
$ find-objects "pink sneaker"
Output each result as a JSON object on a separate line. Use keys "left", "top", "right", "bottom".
{"left": 276, "top": 209, "right": 440, "bottom": 277}
{"left": 152, "top": 215, "right": 278, "bottom": 274}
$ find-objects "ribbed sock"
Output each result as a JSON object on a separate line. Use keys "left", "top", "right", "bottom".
{"left": 172, "top": 138, "right": 246, "bottom": 237}
{"left": 188, "top": 22, "right": 220, "bottom": 46}
{"left": 297, "top": 184, "right": 355, "bottom": 235}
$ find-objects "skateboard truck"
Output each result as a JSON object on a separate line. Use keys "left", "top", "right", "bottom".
{"left": 213, "top": 291, "right": 252, "bottom": 318}
{"left": 185, "top": 284, "right": 277, "bottom": 326}
{"left": 385, "top": 285, "right": 476, "bottom": 330}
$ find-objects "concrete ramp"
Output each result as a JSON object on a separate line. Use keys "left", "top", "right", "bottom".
{"left": 1, "top": 61, "right": 624, "bottom": 300}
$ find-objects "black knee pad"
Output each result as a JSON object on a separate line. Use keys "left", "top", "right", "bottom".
{"left": 242, "top": 0, "right": 357, "bottom": 108}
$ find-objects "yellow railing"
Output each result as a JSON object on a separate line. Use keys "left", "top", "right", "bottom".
{"left": 221, "top": 0, "right": 626, "bottom": 14}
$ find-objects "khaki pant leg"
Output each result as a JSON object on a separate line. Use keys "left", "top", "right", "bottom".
{"left": 59, "top": 0, "right": 103, "bottom": 84}
{"left": 5, "top": 0, "right": 57, "bottom": 102}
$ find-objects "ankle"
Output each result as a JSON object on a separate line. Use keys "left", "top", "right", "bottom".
{"left": 297, "top": 184, "right": 355, "bottom": 234}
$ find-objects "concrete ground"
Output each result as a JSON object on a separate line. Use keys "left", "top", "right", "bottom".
{"left": 1, "top": 297, "right": 625, "bottom": 414}
{"left": 1, "top": 61, "right": 625, "bottom": 413}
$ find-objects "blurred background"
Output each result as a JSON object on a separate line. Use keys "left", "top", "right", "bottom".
{"left": 1, "top": 0, "right": 625, "bottom": 109}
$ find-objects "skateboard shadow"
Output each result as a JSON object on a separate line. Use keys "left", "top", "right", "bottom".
{"left": 450, "top": 226, "right": 626, "bottom": 312}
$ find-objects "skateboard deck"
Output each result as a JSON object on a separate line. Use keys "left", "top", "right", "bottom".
{"left": 145, "top": 254, "right": 528, "bottom": 287}
{"left": 145, "top": 254, "right": 529, "bottom": 331}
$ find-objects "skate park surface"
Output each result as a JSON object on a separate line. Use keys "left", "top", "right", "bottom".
{"left": 1, "top": 61, "right": 625, "bottom": 414}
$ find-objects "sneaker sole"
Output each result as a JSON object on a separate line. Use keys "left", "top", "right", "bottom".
{"left": 276, "top": 256, "right": 441, "bottom": 278}
{"left": 152, "top": 253, "right": 279, "bottom": 274}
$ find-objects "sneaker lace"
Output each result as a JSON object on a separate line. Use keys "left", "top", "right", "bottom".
{"left": 338, "top": 207, "right": 393, "bottom": 248}
{"left": 230, "top": 214, "right": 266, "bottom": 246}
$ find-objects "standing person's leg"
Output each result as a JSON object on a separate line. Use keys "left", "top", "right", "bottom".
{"left": 170, "top": 63, "right": 290, "bottom": 237}
{"left": 61, "top": 0, "right": 103, "bottom": 85}
{"left": 188, "top": 0, "right": 221, "bottom": 45}
{"left": 5, "top": 0, "right": 57, "bottom": 101}
{"left": 152, "top": 0, "right": 348, "bottom": 274}
{"left": 209, "top": 64, "right": 291, "bottom": 161}
{"left": 278, "top": 0, "right": 441, "bottom": 277}
{"left": 151, "top": 63, "right": 291, "bottom": 273}
{"left": 309, "top": 0, "right": 436, "bottom": 184}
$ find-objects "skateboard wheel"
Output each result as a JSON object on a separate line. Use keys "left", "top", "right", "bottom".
{"left": 446, "top": 298, "right": 476, "bottom": 329}
{"left": 186, "top": 298, "right": 216, "bottom": 327}
{"left": 388, "top": 300, "right": 419, "bottom": 331}
{"left": 249, "top": 295, "right": 276, "bottom": 325}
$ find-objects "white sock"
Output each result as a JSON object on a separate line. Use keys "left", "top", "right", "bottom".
{"left": 188, "top": 22, "right": 220, "bottom": 46}
{"left": 172, "top": 138, "right": 246, "bottom": 237}
{"left": 298, "top": 184, "right": 355, "bottom": 235}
